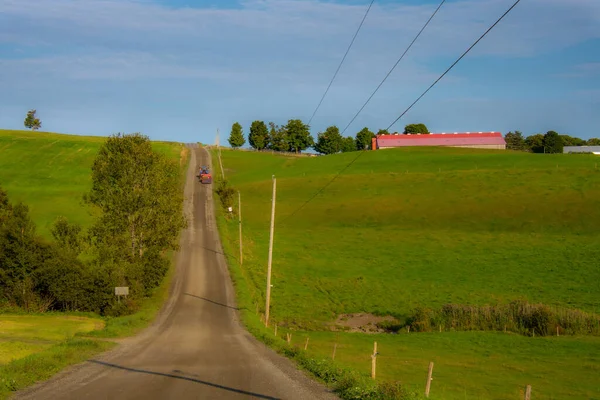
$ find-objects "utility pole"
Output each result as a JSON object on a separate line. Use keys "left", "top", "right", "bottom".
{"left": 216, "top": 128, "right": 225, "bottom": 179}
{"left": 265, "top": 176, "right": 276, "bottom": 327}
{"left": 238, "top": 191, "right": 243, "bottom": 265}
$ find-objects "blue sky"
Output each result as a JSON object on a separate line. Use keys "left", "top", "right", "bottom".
{"left": 1, "top": 0, "right": 599, "bottom": 144}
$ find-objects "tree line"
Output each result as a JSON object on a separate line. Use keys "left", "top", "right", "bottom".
{"left": 0, "top": 133, "right": 185, "bottom": 315}
{"left": 504, "top": 131, "right": 600, "bottom": 153}
{"left": 227, "top": 120, "right": 431, "bottom": 155}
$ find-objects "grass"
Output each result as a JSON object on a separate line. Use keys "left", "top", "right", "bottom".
{"left": 0, "top": 129, "right": 188, "bottom": 398}
{"left": 0, "top": 315, "right": 104, "bottom": 365}
{"left": 211, "top": 146, "right": 600, "bottom": 399}
{"left": 282, "top": 330, "right": 600, "bottom": 400}
{"left": 0, "top": 339, "right": 115, "bottom": 399}
{"left": 0, "top": 129, "right": 183, "bottom": 238}
{"left": 215, "top": 147, "right": 600, "bottom": 326}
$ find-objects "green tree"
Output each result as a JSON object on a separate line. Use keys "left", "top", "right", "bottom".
{"left": 284, "top": 119, "right": 314, "bottom": 153}
{"left": 50, "top": 216, "right": 82, "bottom": 256}
{"left": 404, "top": 123, "right": 429, "bottom": 134}
{"left": 587, "top": 138, "right": 600, "bottom": 146}
{"left": 543, "top": 131, "right": 563, "bottom": 154}
{"left": 248, "top": 120, "right": 269, "bottom": 150}
{"left": 267, "top": 122, "right": 289, "bottom": 152}
{"left": 560, "top": 135, "right": 586, "bottom": 147}
{"left": 24, "top": 109, "right": 41, "bottom": 131}
{"left": 504, "top": 131, "right": 526, "bottom": 151}
{"left": 85, "top": 133, "right": 185, "bottom": 295}
{"left": 355, "top": 127, "right": 375, "bottom": 150}
{"left": 314, "top": 125, "right": 343, "bottom": 155}
{"left": 228, "top": 122, "right": 246, "bottom": 148}
{"left": 377, "top": 129, "right": 389, "bottom": 136}
{"left": 341, "top": 136, "right": 357, "bottom": 153}
{"left": 525, "top": 134, "right": 545, "bottom": 153}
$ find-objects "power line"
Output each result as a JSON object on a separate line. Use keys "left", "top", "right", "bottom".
{"left": 307, "top": 0, "right": 376, "bottom": 126}
{"left": 280, "top": 0, "right": 521, "bottom": 223}
{"left": 341, "top": 0, "right": 447, "bottom": 136}
{"left": 386, "top": 0, "right": 522, "bottom": 130}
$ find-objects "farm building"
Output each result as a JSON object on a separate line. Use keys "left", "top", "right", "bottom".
{"left": 371, "top": 132, "right": 506, "bottom": 150}
{"left": 564, "top": 146, "right": 600, "bottom": 155}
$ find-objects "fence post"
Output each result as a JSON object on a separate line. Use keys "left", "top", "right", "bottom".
{"left": 524, "top": 385, "right": 532, "bottom": 400}
{"left": 304, "top": 337, "right": 309, "bottom": 350}
{"left": 371, "top": 341, "right": 378, "bottom": 379}
{"left": 425, "top": 361, "right": 434, "bottom": 397}
{"left": 332, "top": 343, "right": 337, "bottom": 360}
{"left": 274, "top": 324, "right": 277, "bottom": 337}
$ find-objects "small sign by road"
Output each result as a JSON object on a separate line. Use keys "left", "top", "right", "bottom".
{"left": 115, "top": 287, "right": 129, "bottom": 296}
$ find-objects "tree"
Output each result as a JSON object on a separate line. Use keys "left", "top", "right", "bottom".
{"left": 404, "top": 123, "right": 429, "bottom": 134}
{"left": 587, "top": 138, "right": 600, "bottom": 146}
{"left": 341, "top": 136, "right": 357, "bottom": 153}
{"left": 86, "top": 133, "right": 185, "bottom": 284}
{"left": 525, "top": 134, "right": 544, "bottom": 153}
{"left": 24, "top": 109, "right": 41, "bottom": 131}
{"left": 543, "top": 131, "right": 563, "bottom": 154}
{"left": 228, "top": 122, "right": 245, "bottom": 148}
{"left": 560, "top": 135, "right": 586, "bottom": 147}
{"left": 355, "top": 127, "right": 375, "bottom": 150}
{"left": 50, "top": 216, "right": 82, "bottom": 256}
{"left": 376, "top": 129, "right": 389, "bottom": 136}
{"left": 284, "top": 119, "right": 314, "bottom": 153}
{"left": 504, "top": 131, "right": 526, "bottom": 151}
{"left": 314, "top": 125, "right": 343, "bottom": 155}
{"left": 267, "top": 122, "right": 289, "bottom": 152}
{"left": 248, "top": 120, "right": 269, "bottom": 150}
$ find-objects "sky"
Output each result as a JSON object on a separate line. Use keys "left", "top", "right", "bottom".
{"left": 0, "top": 0, "right": 599, "bottom": 144}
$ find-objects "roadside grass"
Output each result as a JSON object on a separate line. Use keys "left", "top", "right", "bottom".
{"left": 278, "top": 330, "right": 600, "bottom": 400}
{"left": 0, "top": 339, "right": 115, "bottom": 399}
{"left": 0, "top": 129, "right": 182, "bottom": 238}
{"left": 210, "top": 146, "right": 600, "bottom": 398}
{"left": 0, "top": 315, "right": 104, "bottom": 365}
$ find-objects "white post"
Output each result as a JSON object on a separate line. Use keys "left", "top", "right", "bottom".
{"left": 265, "top": 176, "right": 276, "bottom": 327}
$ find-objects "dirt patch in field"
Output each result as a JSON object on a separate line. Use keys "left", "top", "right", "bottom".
{"left": 331, "top": 313, "right": 400, "bottom": 333}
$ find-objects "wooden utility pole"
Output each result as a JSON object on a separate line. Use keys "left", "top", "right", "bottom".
{"left": 216, "top": 128, "right": 225, "bottom": 179}
{"left": 238, "top": 191, "right": 243, "bottom": 265}
{"left": 264, "top": 176, "right": 276, "bottom": 327}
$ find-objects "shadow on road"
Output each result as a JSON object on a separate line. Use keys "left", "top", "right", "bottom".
{"left": 183, "top": 293, "right": 240, "bottom": 310}
{"left": 88, "top": 360, "right": 281, "bottom": 400}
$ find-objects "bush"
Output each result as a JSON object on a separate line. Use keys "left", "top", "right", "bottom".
{"left": 405, "top": 300, "right": 600, "bottom": 336}
{"left": 215, "top": 179, "right": 236, "bottom": 212}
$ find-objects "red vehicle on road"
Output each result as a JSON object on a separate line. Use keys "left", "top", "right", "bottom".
{"left": 198, "top": 166, "right": 212, "bottom": 184}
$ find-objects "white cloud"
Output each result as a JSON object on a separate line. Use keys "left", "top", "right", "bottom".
{"left": 1, "top": 0, "right": 599, "bottom": 58}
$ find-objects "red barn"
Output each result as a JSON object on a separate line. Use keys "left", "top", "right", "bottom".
{"left": 372, "top": 132, "right": 506, "bottom": 150}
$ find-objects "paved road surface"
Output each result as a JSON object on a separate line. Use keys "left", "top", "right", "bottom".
{"left": 15, "top": 146, "right": 337, "bottom": 400}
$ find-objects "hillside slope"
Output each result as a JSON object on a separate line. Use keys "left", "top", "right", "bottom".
{"left": 0, "top": 129, "right": 182, "bottom": 237}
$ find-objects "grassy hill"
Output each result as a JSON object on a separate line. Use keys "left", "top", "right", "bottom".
{"left": 213, "top": 146, "right": 600, "bottom": 399}
{"left": 0, "top": 129, "right": 183, "bottom": 238}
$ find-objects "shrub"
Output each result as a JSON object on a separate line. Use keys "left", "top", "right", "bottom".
{"left": 215, "top": 179, "right": 236, "bottom": 212}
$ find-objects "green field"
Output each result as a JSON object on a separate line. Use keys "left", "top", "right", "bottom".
{"left": 0, "top": 129, "right": 183, "bottom": 238}
{"left": 214, "top": 147, "right": 600, "bottom": 399}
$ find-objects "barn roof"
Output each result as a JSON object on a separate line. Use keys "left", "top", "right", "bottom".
{"left": 376, "top": 132, "right": 505, "bottom": 147}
